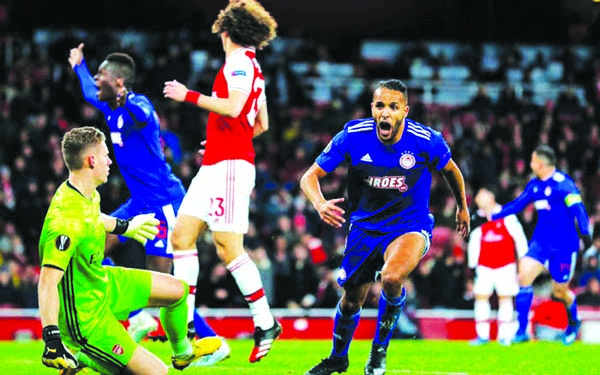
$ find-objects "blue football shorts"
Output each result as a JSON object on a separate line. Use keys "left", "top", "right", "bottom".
{"left": 338, "top": 224, "right": 432, "bottom": 288}
{"left": 111, "top": 198, "right": 181, "bottom": 258}
{"left": 526, "top": 239, "right": 578, "bottom": 284}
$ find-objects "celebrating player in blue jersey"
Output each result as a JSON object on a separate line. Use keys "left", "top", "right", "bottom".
{"left": 301, "top": 79, "right": 470, "bottom": 375}
{"left": 68, "top": 44, "right": 230, "bottom": 365}
{"left": 490, "top": 145, "right": 592, "bottom": 345}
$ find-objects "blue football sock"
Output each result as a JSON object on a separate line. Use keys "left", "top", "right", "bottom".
{"left": 193, "top": 310, "right": 217, "bottom": 338}
{"left": 515, "top": 286, "right": 533, "bottom": 335}
{"left": 331, "top": 302, "right": 360, "bottom": 357}
{"left": 374, "top": 288, "right": 406, "bottom": 348}
{"left": 569, "top": 297, "right": 579, "bottom": 325}
{"left": 551, "top": 293, "right": 579, "bottom": 326}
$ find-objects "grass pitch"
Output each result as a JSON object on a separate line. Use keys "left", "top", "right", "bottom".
{"left": 3, "top": 338, "right": 599, "bottom": 374}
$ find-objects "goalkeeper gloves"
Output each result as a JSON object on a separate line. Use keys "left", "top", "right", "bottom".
{"left": 41, "top": 325, "right": 78, "bottom": 370}
{"left": 582, "top": 234, "right": 593, "bottom": 250}
{"left": 123, "top": 213, "right": 160, "bottom": 246}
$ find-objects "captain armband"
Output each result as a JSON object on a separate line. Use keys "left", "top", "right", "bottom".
{"left": 564, "top": 193, "right": 582, "bottom": 207}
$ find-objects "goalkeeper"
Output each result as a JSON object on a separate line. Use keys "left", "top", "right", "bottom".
{"left": 38, "top": 127, "right": 222, "bottom": 374}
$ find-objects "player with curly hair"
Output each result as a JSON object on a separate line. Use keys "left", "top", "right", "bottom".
{"left": 163, "top": 0, "right": 280, "bottom": 363}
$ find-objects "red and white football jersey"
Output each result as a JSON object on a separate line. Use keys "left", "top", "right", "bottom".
{"left": 468, "top": 208, "right": 528, "bottom": 269}
{"left": 203, "top": 47, "right": 266, "bottom": 166}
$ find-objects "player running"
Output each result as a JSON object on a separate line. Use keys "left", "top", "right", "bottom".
{"left": 490, "top": 145, "right": 592, "bottom": 345}
{"left": 301, "top": 79, "right": 470, "bottom": 375}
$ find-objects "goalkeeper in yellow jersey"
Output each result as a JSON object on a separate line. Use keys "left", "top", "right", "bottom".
{"left": 38, "top": 126, "right": 222, "bottom": 374}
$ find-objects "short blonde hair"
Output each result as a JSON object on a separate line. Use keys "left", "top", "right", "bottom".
{"left": 61, "top": 127, "right": 105, "bottom": 171}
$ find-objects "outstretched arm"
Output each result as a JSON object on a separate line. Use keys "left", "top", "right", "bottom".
{"left": 300, "top": 163, "right": 346, "bottom": 228}
{"left": 491, "top": 186, "right": 532, "bottom": 221}
{"left": 101, "top": 213, "right": 160, "bottom": 246}
{"left": 440, "top": 159, "right": 470, "bottom": 237}
{"left": 163, "top": 80, "right": 248, "bottom": 118}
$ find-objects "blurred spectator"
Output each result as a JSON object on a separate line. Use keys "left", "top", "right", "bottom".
{"left": 197, "top": 262, "right": 241, "bottom": 308}
{"left": 577, "top": 277, "right": 600, "bottom": 307}
{"left": 285, "top": 243, "right": 320, "bottom": 309}
{"left": 429, "top": 249, "right": 467, "bottom": 308}
{"left": 248, "top": 244, "right": 275, "bottom": 304}
{"left": 577, "top": 255, "right": 600, "bottom": 288}
{"left": 314, "top": 263, "right": 341, "bottom": 308}
{"left": 1, "top": 28, "right": 600, "bottom": 315}
{"left": 0, "top": 265, "right": 19, "bottom": 307}
{"left": 393, "top": 278, "right": 423, "bottom": 339}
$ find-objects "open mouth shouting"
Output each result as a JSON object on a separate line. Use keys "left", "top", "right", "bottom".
{"left": 377, "top": 121, "right": 393, "bottom": 140}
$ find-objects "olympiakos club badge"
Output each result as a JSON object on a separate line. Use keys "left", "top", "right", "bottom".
{"left": 112, "top": 344, "right": 124, "bottom": 355}
{"left": 399, "top": 153, "right": 416, "bottom": 169}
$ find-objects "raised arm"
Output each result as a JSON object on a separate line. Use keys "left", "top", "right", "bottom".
{"left": 440, "top": 159, "right": 470, "bottom": 237}
{"left": 69, "top": 43, "right": 104, "bottom": 109}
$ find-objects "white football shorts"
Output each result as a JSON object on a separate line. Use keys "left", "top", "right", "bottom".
{"left": 179, "top": 159, "right": 255, "bottom": 233}
{"left": 473, "top": 263, "right": 519, "bottom": 297}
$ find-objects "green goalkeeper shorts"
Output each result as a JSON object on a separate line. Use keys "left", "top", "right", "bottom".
{"left": 63, "top": 266, "right": 152, "bottom": 374}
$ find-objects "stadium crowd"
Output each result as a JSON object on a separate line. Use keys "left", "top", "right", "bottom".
{"left": 1, "top": 26, "right": 600, "bottom": 315}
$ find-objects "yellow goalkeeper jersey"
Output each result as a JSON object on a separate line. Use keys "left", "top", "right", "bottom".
{"left": 39, "top": 180, "right": 110, "bottom": 334}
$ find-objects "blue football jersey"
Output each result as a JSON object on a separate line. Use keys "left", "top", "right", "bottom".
{"left": 316, "top": 118, "right": 451, "bottom": 232}
{"left": 492, "top": 170, "right": 590, "bottom": 251}
{"left": 74, "top": 60, "right": 185, "bottom": 206}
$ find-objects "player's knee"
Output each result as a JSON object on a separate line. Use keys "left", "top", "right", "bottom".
{"left": 166, "top": 279, "right": 189, "bottom": 307}
{"left": 147, "top": 256, "right": 172, "bottom": 274}
{"left": 170, "top": 227, "right": 197, "bottom": 251}
{"left": 551, "top": 288, "right": 568, "bottom": 301}
{"left": 339, "top": 299, "right": 361, "bottom": 315}
{"left": 517, "top": 272, "right": 533, "bottom": 286}
{"left": 380, "top": 272, "right": 405, "bottom": 295}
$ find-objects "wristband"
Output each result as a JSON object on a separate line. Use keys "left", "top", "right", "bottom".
{"left": 111, "top": 218, "right": 129, "bottom": 235}
{"left": 184, "top": 90, "right": 201, "bottom": 105}
{"left": 42, "top": 325, "right": 61, "bottom": 342}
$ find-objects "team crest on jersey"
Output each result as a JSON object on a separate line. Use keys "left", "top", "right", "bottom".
{"left": 117, "top": 115, "right": 124, "bottom": 129}
{"left": 55, "top": 235, "right": 71, "bottom": 251}
{"left": 399, "top": 152, "right": 416, "bottom": 169}
{"left": 544, "top": 186, "right": 552, "bottom": 196}
{"left": 112, "top": 344, "right": 124, "bottom": 355}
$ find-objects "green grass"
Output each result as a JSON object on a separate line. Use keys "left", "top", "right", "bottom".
{"left": 3, "top": 338, "right": 600, "bottom": 374}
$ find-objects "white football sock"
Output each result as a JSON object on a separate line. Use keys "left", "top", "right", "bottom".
{"left": 474, "top": 299, "right": 491, "bottom": 340}
{"left": 173, "top": 249, "right": 199, "bottom": 325}
{"left": 497, "top": 298, "right": 515, "bottom": 341}
{"left": 227, "top": 252, "right": 274, "bottom": 330}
